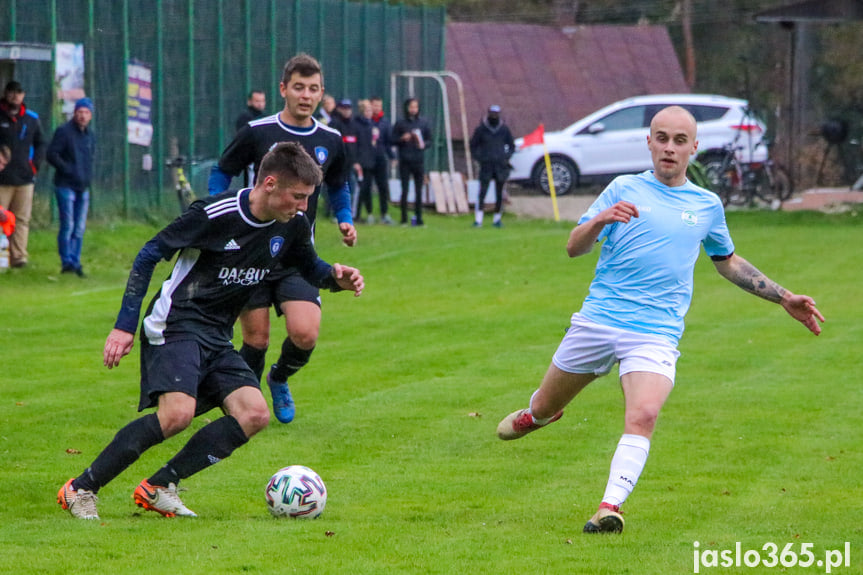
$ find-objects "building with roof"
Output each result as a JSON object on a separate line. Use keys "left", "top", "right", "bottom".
{"left": 445, "top": 21, "right": 689, "bottom": 145}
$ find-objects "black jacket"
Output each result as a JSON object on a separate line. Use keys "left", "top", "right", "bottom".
{"left": 0, "top": 100, "right": 46, "bottom": 186}
{"left": 371, "top": 112, "right": 395, "bottom": 160}
{"left": 354, "top": 116, "right": 377, "bottom": 170}
{"left": 330, "top": 112, "right": 360, "bottom": 167}
{"left": 470, "top": 118, "right": 515, "bottom": 180}
{"left": 392, "top": 114, "right": 432, "bottom": 165}
{"left": 235, "top": 106, "right": 265, "bottom": 133}
{"left": 47, "top": 120, "right": 96, "bottom": 191}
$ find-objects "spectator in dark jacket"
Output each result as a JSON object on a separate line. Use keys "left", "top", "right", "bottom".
{"left": 0, "top": 143, "right": 9, "bottom": 172}
{"left": 234, "top": 90, "right": 267, "bottom": 133}
{"left": 330, "top": 99, "right": 361, "bottom": 216}
{"left": 392, "top": 97, "right": 432, "bottom": 226}
{"left": 469, "top": 104, "right": 515, "bottom": 227}
{"left": 329, "top": 99, "right": 359, "bottom": 166}
{"left": 48, "top": 97, "right": 96, "bottom": 276}
{"left": 0, "top": 81, "right": 46, "bottom": 268}
{"left": 353, "top": 100, "right": 381, "bottom": 223}
{"left": 367, "top": 96, "right": 394, "bottom": 224}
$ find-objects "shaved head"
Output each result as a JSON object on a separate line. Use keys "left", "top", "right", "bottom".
{"left": 647, "top": 106, "right": 699, "bottom": 187}
{"left": 650, "top": 106, "right": 697, "bottom": 139}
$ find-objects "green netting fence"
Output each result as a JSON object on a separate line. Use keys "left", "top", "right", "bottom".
{"left": 0, "top": 0, "right": 446, "bottom": 220}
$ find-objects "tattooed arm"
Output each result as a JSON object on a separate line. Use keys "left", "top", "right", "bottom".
{"left": 713, "top": 254, "right": 825, "bottom": 335}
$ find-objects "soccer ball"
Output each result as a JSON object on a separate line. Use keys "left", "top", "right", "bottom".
{"left": 265, "top": 465, "right": 327, "bottom": 518}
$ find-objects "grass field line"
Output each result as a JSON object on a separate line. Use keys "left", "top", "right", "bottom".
{"left": 69, "top": 284, "right": 128, "bottom": 297}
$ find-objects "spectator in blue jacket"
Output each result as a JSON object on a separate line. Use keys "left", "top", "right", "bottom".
{"left": 0, "top": 81, "right": 46, "bottom": 268}
{"left": 47, "top": 97, "right": 96, "bottom": 277}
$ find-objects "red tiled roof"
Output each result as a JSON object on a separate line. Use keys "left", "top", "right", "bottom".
{"left": 445, "top": 21, "right": 689, "bottom": 140}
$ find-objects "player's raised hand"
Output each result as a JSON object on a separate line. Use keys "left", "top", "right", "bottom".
{"left": 566, "top": 201, "right": 639, "bottom": 257}
{"left": 340, "top": 222, "right": 357, "bottom": 247}
{"left": 331, "top": 263, "right": 364, "bottom": 296}
{"left": 599, "top": 201, "right": 639, "bottom": 225}
{"left": 103, "top": 328, "right": 135, "bottom": 368}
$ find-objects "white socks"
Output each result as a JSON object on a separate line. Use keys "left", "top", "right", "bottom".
{"left": 474, "top": 210, "right": 502, "bottom": 225}
{"left": 528, "top": 390, "right": 556, "bottom": 425}
{"left": 602, "top": 434, "right": 650, "bottom": 507}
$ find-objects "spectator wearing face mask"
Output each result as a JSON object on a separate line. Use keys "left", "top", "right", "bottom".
{"left": 469, "top": 105, "right": 514, "bottom": 228}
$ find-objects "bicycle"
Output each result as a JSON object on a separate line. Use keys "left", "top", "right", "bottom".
{"left": 167, "top": 155, "right": 196, "bottom": 212}
{"left": 700, "top": 136, "right": 792, "bottom": 209}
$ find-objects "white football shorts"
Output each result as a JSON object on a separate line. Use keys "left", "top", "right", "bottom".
{"left": 552, "top": 313, "right": 681, "bottom": 384}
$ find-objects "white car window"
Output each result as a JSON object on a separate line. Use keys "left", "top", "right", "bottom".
{"left": 689, "top": 105, "right": 730, "bottom": 122}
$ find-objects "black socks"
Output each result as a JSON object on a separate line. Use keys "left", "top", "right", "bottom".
{"left": 73, "top": 413, "right": 164, "bottom": 493}
{"left": 239, "top": 343, "right": 268, "bottom": 382}
{"left": 270, "top": 339, "right": 314, "bottom": 382}
{"left": 147, "top": 415, "right": 248, "bottom": 487}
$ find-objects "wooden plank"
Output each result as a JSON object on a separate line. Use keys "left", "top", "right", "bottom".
{"left": 450, "top": 171, "right": 470, "bottom": 213}
{"left": 428, "top": 171, "right": 448, "bottom": 214}
{"left": 439, "top": 171, "right": 457, "bottom": 213}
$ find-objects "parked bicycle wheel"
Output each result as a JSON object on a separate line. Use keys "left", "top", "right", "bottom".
{"left": 702, "top": 154, "right": 743, "bottom": 206}
{"left": 752, "top": 163, "right": 792, "bottom": 208}
{"left": 771, "top": 164, "right": 793, "bottom": 201}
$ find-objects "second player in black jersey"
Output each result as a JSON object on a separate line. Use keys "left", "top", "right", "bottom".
{"left": 58, "top": 143, "right": 364, "bottom": 520}
{"left": 211, "top": 113, "right": 347, "bottom": 228}
{"left": 206, "top": 53, "right": 357, "bottom": 425}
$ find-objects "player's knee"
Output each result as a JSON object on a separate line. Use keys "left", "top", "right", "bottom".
{"left": 288, "top": 328, "right": 318, "bottom": 350}
{"left": 157, "top": 410, "right": 195, "bottom": 437}
{"left": 240, "top": 310, "right": 271, "bottom": 348}
{"left": 243, "top": 332, "right": 270, "bottom": 349}
{"left": 238, "top": 404, "right": 271, "bottom": 436}
{"left": 624, "top": 407, "right": 660, "bottom": 435}
{"left": 243, "top": 326, "right": 270, "bottom": 349}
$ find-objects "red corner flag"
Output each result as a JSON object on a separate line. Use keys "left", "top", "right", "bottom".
{"left": 521, "top": 123, "right": 544, "bottom": 149}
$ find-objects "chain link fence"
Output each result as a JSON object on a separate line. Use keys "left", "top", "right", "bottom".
{"left": 0, "top": 0, "right": 445, "bottom": 221}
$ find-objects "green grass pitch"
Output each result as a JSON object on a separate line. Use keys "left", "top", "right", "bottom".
{"left": 0, "top": 209, "right": 860, "bottom": 574}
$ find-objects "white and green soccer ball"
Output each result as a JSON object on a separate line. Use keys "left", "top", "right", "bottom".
{"left": 265, "top": 465, "right": 327, "bottom": 518}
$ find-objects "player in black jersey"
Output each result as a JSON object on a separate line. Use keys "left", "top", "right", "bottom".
{"left": 208, "top": 53, "right": 357, "bottom": 424}
{"left": 57, "top": 143, "right": 364, "bottom": 520}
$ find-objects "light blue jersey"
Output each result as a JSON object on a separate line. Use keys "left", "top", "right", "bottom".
{"left": 577, "top": 171, "right": 734, "bottom": 345}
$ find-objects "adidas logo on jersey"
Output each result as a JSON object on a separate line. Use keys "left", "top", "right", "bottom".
{"left": 224, "top": 239, "right": 241, "bottom": 251}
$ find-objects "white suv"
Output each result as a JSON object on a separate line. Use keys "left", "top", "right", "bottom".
{"left": 509, "top": 94, "right": 768, "bottom": 195}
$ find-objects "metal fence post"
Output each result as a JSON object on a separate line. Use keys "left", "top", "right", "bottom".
{"left": 156, "top": 0, "right": 164, "bottom": 208}
{"left": 123, "top": 0, "right": 130, "bottom": 218}
{"left": 188, "top": 0, "right": 195, "bottom": 159}
{"left": 218, "top": 0, "right": 225, "bottom": 153}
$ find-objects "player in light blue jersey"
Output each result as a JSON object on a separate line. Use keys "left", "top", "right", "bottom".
{"left": 497, "top": 106, "right": 824, "bottom": 534}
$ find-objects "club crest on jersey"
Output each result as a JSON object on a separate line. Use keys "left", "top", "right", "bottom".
{"left": 314, "top": 146, "right": 328, "bottom": 164}
{"left": 681, "top": 210, "right": 698, "bottom": 226}
{"left": 270, "top": 236, "right": 284, "bottom": 257}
